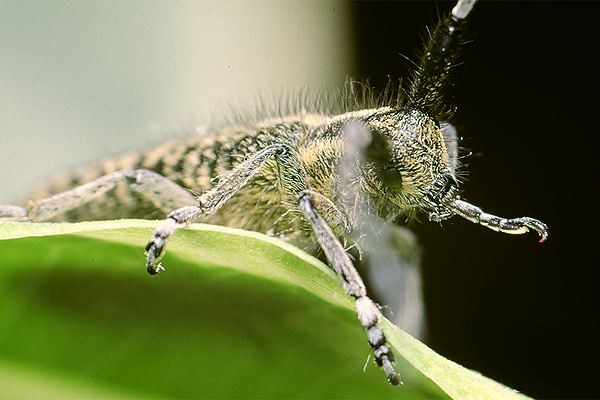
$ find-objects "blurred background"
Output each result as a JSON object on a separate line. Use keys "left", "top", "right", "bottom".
{"left": 1, "top": 1, "right": 598, "bottom": 398}
{"left": 0, "top": 0, "right": 353, "bottom": 202}
{"left": 354, "top": 3, "right": 598, "bottom": 399}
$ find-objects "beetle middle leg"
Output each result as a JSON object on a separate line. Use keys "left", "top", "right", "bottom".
{"left": 145, "top": 143, "right": 304, "bottom": 274}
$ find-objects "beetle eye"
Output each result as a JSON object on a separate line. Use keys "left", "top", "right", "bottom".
{"left": 438, "top": 176, "right": 458, "bottom": 199}
{"left": 381, "top": 166, "right": 403, "bottom": 188}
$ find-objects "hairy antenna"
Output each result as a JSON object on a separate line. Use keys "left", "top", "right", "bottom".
{"left": 408, "top": 0, "right": 477, "bottom": 116}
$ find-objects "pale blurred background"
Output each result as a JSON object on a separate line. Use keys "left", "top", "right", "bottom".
{"left": 0, "top": 0, "right": 353, "bottom": 203}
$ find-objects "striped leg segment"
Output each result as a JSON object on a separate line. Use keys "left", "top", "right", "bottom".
{"left": 298, "top": 191, "right": 400, "bottom": 385}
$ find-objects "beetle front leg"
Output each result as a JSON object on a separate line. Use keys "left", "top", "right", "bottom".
{"left": 446, "top": 198, "right": 549, "bottom": 242}
{"left": 298, "top": 190, "right": 400, "bottom": 385}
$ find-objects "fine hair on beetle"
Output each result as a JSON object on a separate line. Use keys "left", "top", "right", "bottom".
{"left": 0, "top": 0, "right": 548, "bottom": 386}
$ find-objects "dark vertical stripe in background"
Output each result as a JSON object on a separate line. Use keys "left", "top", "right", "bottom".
{"left": 352, "top": 2, "right": 598, "bottom": 399}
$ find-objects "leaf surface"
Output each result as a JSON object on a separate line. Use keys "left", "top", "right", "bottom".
{"left": 0, "top": 221, "right": 531, "bottom": 399}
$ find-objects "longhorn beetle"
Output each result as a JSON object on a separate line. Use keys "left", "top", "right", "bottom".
{"left": 0, "top": 0, "right": 548, "bottom": 385}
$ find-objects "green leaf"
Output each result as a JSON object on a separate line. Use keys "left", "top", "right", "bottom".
{"left": 0, "top": 220, "right": 532, "bottom": 399}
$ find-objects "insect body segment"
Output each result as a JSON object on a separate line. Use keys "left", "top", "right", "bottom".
{"left": 0, "top": 0, "right": 549, "bottom": 386}
{"left": 141, "top": 0, "right": 544, "bottom": 384}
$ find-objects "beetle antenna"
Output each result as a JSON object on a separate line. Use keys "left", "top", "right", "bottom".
{"left": 407, "top": 0, "right": 477, "bottom": 116}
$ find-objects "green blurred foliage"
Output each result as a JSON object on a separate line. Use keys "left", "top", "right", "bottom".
{"left": 0, "top": 221, "right": 530, "bottom": 399}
